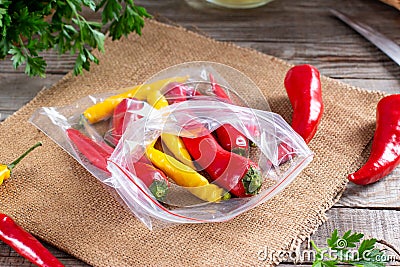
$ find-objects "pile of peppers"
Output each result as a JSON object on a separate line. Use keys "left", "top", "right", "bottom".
{"left": 69, "top": 75, "right": 264, "bottom": 204}
{"left": 68, "top": 64, "right": 400, "bottom": 207}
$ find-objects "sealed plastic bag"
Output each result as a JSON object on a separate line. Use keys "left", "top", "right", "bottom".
{"left": 30, "top": 62, "right": 313, "bottom": 229}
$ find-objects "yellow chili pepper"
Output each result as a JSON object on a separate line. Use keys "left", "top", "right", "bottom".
{"left": 83, "top": 76, "right": 188, "bottom": 124}
{"left": 146, "top": 90, "right": 195, "bottom": 169}
{"left": 0, "top": 142, "right": 42, "bottom": 185}
{"left": 146, "top": 145, "right": 230, "bottom": 202}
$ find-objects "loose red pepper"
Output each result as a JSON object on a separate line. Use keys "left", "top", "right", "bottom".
{"left": 284, "top": 64, "right": 323, "bottom": 144}
{"left": 181, "top": 123, "right": 262, "bottom": 197}
{"left": 210, "top": 73, "right": 250, "bottom": 157}
{"left": 67, "top": 128, "right": 169, "bottom": 199}
{"left": 0, "top": 214, "right": 64, "bottom": 267}
{"left": 112, "top": 98, "right": 144, "bottom": 144}
{"left": 348, "top": 94, "right": 400, "bottom": 185}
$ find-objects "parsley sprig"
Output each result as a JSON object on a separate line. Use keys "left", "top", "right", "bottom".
{"left": 311, "top": 229, "right": 389, "bottom": 267}
{"left": 0, "top": 0, "right": 151, "bottom": 77}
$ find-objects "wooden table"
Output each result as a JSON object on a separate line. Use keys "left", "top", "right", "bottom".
{"left": 0, "top": 0, "right": 399, "bottom": 265}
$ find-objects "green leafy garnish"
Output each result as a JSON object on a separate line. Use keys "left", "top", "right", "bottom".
{"left": 0, "top": 0, "right": 151, "bottom": 77}
{"left": 311, "top": 229, "right": 389, "bottom": 267}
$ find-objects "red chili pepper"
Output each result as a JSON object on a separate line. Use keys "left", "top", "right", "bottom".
{"left": 181, "top": 123, "right": 262, "bottom": 197}
{"left": 98, "top": 141, "right": 115, "bottom": 155}
{"left": 67, "top": 128, "right": 169, "bottom": 199}
{"left": 214, "top": 124, "right": 249, "bottom": 157}
{"left": 66, "top": 128, "right": 111, "bottom": 173}
{"left": 0, "top": 214, "right": 64, "bottom": 267}
{"left": 209, "top": 73, "right": 230, "bottom": 101}
{"left": 162, "top": 82, "right": 188, "bottom": 104}
{"left": 112, "top": 98, "right": 144, "bottom": 144}
{"left": 209, "top": 73, "right": 250, "bottom": 156}
{"left": 128, "top": 161, "right": 169, "bottom": 201}
{"left": 284, "top": 64, "right": 323, "bottom": 144}
{"left": 348, "top": 94, "right": 400, "bottom": 185}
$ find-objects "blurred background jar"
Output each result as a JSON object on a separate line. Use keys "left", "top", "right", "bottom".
{"left": 187, "top": 0, "right": 274, "bottom": 9}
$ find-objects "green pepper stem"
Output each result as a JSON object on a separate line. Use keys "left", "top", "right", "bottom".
{"left": 241, "top": 165, "right": 263, "bottom": 195}
{"left": 149, "top": 180, "right": 169, "bottom": 201}
{"left": 8, "top": 142, "right": 42, "bottom": 170}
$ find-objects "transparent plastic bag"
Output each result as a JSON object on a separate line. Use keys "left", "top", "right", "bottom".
{"left": 30, "top": 62, "right": 313, "bottom": 230}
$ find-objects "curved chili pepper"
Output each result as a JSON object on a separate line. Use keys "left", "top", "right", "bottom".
{"left": 83, "top": 76, "right": 188, "bottom": 124}
{"left": 66, "top": 128, "right": 111, "bottom": 173}
{"left": 67, "top": 128, "right": 169, "bottom": 199}
{"left": 181, "top": 123, "right": 262, "bottom": 197}
{"left": 128, "top": 161, "right": 169, "bottom": 201}
{"left": 0, "top": 142, "right": 42, "bottom": 185}
{"left": 0, "top": 214, "right": 64, "bottom": 267}
{"left": 348, "top": 94, "right": 400, "bottom": 185}
{"left": 145, "top": 144, "right": 230, "bottom": 202}
{"left": 284, "top": 64, "right": 323, "bottom": 144}
{"left": 209, "top": 73, "right": 250, "bottom": 156}
{"left": 147, "top": 90, "right": 195, "bottom": 169}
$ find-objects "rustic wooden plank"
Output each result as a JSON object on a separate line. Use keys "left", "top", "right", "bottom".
{"left": 0, "top": 240, "right": 89, "bottom": 266}
{"left": 235, "top": 42, "right": 400, "bottom": 80}
{"left": 337, "top": 168, "right": 400, "bottom": 208}
{"left": 313, "top": 208, "right": 400, "bottom": 248}
{"left": 0, "top": 255, "right": 89, "bottom": 267}
{"left": 275, "top": 208, "right": 400, "bottom": 265}
{"left": 0, "top": 74, "right": 64, "bottom": 121}
{"left": 0, "top": 53, "right": 76, "bottom": 75}
{"left": 136, "top": 0, "right": 400, "bottom": 43}
{"left": 336, "top": 79, "right": 400, "bottom": 94}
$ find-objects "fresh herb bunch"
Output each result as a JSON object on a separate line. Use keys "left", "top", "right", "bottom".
{"left": 0, "top": 0, "right": 151, "bottom": 77}
{"left": 311, "top": 229, "right": 389, "bottom": 267}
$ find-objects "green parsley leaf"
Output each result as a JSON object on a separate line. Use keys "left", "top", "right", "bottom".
{"left": 9, "top": 46, "right": 26, "bottom": 69}
{"left": 312, "top": 230, "right": 389, "bottom": 267}
{"left": 1, "top": 0, "right": 150, "bottom": 77}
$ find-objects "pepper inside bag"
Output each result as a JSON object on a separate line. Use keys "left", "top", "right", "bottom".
{"left": 30, "top": 62, "right": 313, "bottom": 229}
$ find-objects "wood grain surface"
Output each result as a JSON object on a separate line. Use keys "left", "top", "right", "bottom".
{"left": 0, "top": 0, "right": 399, "bottom": 266}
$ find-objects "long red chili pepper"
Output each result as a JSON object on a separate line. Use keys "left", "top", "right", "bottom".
{"left": 0, "top": 214, "right": 64, "bottom": 267}
{"left": 181, "top": 123, "right": 262, "bottom": 197}
{"left": 112, "top": 98, "right": 144, "bottom": 144}
{"left": 67, "top": 128, "right": 169, "bottom": 199}
{"left": 162, "top": 82, "right": 188, "bottom": 104}
{"left": 209, "top": 73, "right": 230, "bottom": 101}
{"left": 67, "top": 128, "right": 111, "bottom": 173}
{"left": 128, "top": 161, "right": 169, "bottom": 201}
{"left": 348, "top": 94, "right": 400, "bottom": 185}
{"left": 284, "top": 64, "right": 323, "bottom": 144}
{"left": 209, "top": 73, "right": 250, "bottom": 156}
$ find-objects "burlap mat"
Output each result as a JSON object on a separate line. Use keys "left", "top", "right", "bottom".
{"left": 380, "top": 0, "right": 400, "bottom": 10}
{"left": 0, "top": 19, "right": 384, "bottom": 266}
